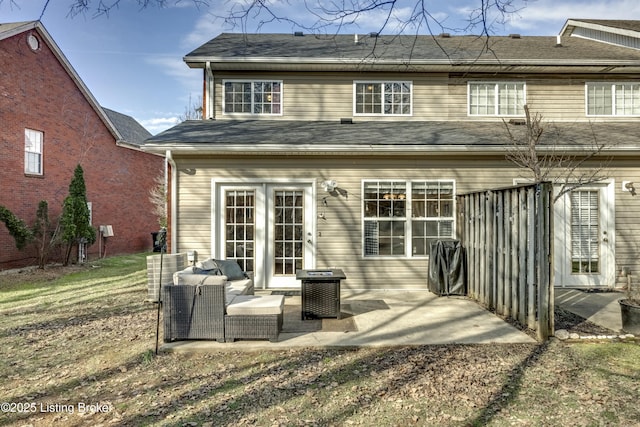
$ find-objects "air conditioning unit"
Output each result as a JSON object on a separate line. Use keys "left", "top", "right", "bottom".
{"left": 100, "top": 225, "right": 114, "bottom": 237}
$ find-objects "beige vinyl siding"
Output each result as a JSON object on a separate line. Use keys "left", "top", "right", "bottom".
{"left": 213, "top": 72, "right": 640, "bottom": 122}
{"left": 612, "top": 164, "right": 640, "bottom": 287}
{"left": 171, "top": 152, "right": 640, "bottom": 290}
{"left": 174, "top": 165, "right": 214, "bottom": 255}
{"left": 173, "top": 154, "right": 600, "bottom": 290}
{"left": 214, "top": 72, "right": 451, "bottom": 121}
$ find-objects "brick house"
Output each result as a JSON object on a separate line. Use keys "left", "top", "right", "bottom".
{"left": 0, "top": 21, "right": 164, "bottom": 269}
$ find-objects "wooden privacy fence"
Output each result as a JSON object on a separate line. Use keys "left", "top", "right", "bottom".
{"left": 457, "top": 182, "right": 554, "bottom": 341}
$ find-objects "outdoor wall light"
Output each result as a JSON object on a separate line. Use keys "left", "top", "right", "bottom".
{"left": 322, "top": 180, "right": 338, "bottom": 192}
{"left": 623, "top": 181, "right": 636, "bottom": 195}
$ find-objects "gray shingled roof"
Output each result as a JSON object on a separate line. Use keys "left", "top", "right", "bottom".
{"left": 185, "top": 32, "right": 640, "bottom": 66}
{"left": 144, "top": 120, "right": 640, "bottom": 154}
{"left": 103, "top": 108, "right": 152, "bottom": 146}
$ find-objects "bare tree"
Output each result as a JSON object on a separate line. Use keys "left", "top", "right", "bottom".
{"left": 148, "top": 172, "right": 167, "bottom": 228}
{"left": 178, "top": 93, "right": 203, "bottom": 122}
{"left": 7, "top": 0, "right": 527, "bottom": 38}
{"left": 221, "top": 0, "right": 526, "bottom": 37}
{"left": 504, "top": 105, "right": 612, "bottom": 203}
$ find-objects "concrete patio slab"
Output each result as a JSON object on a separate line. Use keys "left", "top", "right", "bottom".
{"left": 554, "top": 288, "right": 625, "bottom": 333}
{"left": 161, "top": 290, "right": 536, "bottom": 353}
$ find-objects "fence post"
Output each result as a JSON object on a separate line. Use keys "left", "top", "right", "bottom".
{"left": 536, "top": 182, "right": 553, "bottom": 340}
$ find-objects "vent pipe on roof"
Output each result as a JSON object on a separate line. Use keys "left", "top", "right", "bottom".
{"left": 555, "top": 35, "right": 562, "bottom": 47}
{"left": 354, "top": 34, "right": 359, "bottom": 44}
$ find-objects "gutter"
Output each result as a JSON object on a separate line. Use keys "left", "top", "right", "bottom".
{"left": 144, "top": 143, "right": 640, "bottom": 157}
{"left": 165, "top": 150, "right": 178, "bottom": 254}
{"left": 205, "top": 61, "right": 214, "bottom": 120}
{"left": 185, "top": 56, "right": 640, "bottom": 67}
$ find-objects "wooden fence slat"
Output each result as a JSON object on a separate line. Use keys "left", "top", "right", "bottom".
{"left": 518, "top": 189, "right": 527, "bottom": 326}
{"left": 510, "top": 189, "right": 519, "bottom": 319}
{"left": 497, "top": 191, "right": 505, "bottom": 315}
{"left": 457, "top": 182, "right": 553, "bottom": 342}
{"left": 527, "top": 187, "right": 536, "bottom": 330}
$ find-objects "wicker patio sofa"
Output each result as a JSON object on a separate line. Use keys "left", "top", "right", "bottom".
{"left": 163, "top": 259, "right": 284, "bottom": 343}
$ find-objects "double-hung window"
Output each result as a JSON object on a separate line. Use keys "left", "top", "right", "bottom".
{"left": 468, "top": 82, "right": 525, "bottom": 116}
{"left": 586, "top": 82, "right": 640, "bottom": 116}
{"left": 354, "top": 81, "right": 412, "bottom": 115}
{"left": 363, "top": 180, "right": 455, "bottom": 257}
{"left": 24, "top": 128, "right": 43, "bottom": 175}
{"left": 223, "top": 80, "right": 282, "bottom": 115}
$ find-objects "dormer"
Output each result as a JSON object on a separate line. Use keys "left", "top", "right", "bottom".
{"left": 560, "top": 19, "right": 640, "bottom": 50}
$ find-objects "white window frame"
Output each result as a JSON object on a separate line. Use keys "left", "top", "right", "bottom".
{"left": 222, "top": 79, "right": 283, "bottom": 116}
{"left": 585, "top": 82, "right": 640, "bottom": 117}
{"left": 362, "top": 179, "right": 456, "bottom": 258}
{"left": 353, "top": 81, "right": 413, "bottom": 116}
{"left": 24, "top": 128, "right": 43, "bottom": 175}
{"left": 468, "top": 81, "right": 526, "bottom": 116}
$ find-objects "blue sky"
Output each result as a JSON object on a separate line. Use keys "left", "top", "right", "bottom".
{"left": 2, "top": 0, "right": 640, "bottom": 134}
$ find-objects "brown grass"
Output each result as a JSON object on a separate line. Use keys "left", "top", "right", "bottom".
{"left": 1, "top": 253, "right": 639, "bottom": 426}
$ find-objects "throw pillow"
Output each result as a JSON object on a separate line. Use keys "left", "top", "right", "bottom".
{"left": 213, "top": 259, "right": 246, "bottom": 281}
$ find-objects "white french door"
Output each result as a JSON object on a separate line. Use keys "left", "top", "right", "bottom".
{"left": 554, "top": 183, "right": 615, "bottom": 287}
{"left": 216, "top": 182, "right": 314, "bottom": 289}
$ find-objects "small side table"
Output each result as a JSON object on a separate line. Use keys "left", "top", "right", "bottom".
{"left": 296, "top": 269, "right": 346, "bottom": 320}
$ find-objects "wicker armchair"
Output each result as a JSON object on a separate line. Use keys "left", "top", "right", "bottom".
{"left": 163, "top": 282, "right": 227, "bottom": 342}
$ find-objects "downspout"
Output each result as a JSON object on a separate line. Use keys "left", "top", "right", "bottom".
{"left": 165, "top": 150, "right": 178, "bottom": 254}
{"left": 206, "top": 61, "right": 214, "bottom": 120}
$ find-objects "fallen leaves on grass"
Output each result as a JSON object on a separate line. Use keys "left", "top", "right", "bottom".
{"left": 1, "top": 257, "right": 639, "bottom": 427}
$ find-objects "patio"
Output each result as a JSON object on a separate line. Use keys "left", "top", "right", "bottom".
{"left": 160, "top": 290, "right": 537, "bottom": 353}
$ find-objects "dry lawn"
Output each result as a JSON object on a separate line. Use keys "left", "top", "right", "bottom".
{"left": 0, "top": 253, "right": 639, "bottom": 427}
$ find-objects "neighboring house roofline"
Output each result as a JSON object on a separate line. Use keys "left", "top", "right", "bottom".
{"left": 101, "top": 107, "right": 161, "bottom": 154}
{"left": 561, "top": 19, "right": 640, "bottom": 39}
{"left": 0, "top": 21, "right": 124, "bottom": 143}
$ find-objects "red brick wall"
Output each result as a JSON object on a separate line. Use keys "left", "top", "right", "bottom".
{"left": 0, "top": 28, "right": 164, "bottom": 269}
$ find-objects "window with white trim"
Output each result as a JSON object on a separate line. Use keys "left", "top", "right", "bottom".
{"left": 354, "top": 81, "right": 412, "bottom": 115}
{"left": 586, "top": 82, "right": 640, "bottom": 116}
{"left": 223, "top": 80, "right": 282, "bottom": 115}
{"left": 468, "top": 82, "right": 525, "bottom": 116}
{"left": 24, "top": 128, "right": 43, "bottom": 175}
{"left": 363, "top": 180, "right": 455, "bottom": 257}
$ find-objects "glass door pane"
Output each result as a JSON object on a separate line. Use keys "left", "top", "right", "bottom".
{"left": 225, "top": 190, "right": 255, "bottom": 272}
{"left": 273, "top": 190, "right": 304, "bottom": 275}
{"left": 570, "top": 190, "right": 599, "bottom": 274}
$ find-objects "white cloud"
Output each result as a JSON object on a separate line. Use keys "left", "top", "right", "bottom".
{"left": 182, "top": 14, "right": 229, "bottom": 49}
{"left": 140, "top": 116, "right": 180, "bottom": 134}
{"left": 145, "top": 54, "right": 201, "bottom": 90}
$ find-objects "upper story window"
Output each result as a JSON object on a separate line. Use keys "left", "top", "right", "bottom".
{"left": 362, "top": 180, "right": 455, "bottom": 257}
{"left": 468, "top": 82, "right": 526, "bottom": 116}
{"left": 24, "top": 128, "right": 43, "bottom": 175}
{"left": 223, "top": 80, "right": 282, "bottom": 115}
{"left": 354, "top": 81, "right": 412, "bottom": 116}
{"left": 586, "top": 82, "right": 640, "bottom": 116}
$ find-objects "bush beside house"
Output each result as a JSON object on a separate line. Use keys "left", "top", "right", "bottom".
{"left": 0, "top": 21, "right": 164, "bottom": 269}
